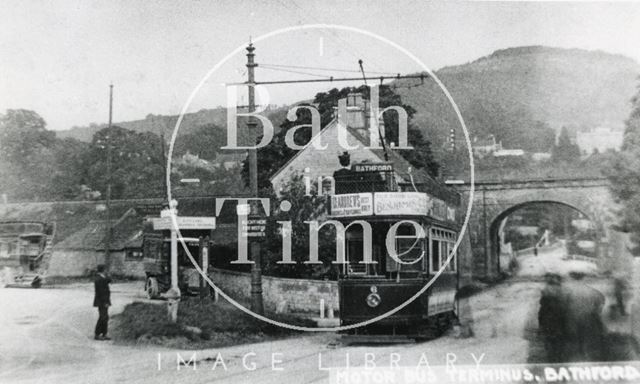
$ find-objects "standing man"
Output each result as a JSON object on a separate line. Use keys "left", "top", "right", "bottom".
{"left": 93, "top": 264, "right": 112, "bottom": 340}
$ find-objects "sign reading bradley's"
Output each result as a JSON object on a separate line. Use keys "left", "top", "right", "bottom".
{"left": 330, "top": 193, "right": 373, "bottom": 217}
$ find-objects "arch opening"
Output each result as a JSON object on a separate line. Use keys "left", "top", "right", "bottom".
{"left": 489, "top": 201, "right": 603, "bottom": 278}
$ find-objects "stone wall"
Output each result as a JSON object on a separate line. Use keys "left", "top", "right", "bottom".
{"left": 210, "top": 268, "right": 338, "bottom": 314}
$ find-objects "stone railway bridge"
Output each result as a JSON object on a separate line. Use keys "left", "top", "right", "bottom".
{"left": 452, "top": 177, "right": 621, "bottom": 280}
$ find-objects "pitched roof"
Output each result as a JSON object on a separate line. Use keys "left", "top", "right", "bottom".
{"left": 270, "top": 117, "right": 459, "bottom": 205}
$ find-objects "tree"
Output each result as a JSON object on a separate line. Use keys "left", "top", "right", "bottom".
{"left": 552, "top": 127, "right": 581, "bottom": 163}
{"left": 0, "top": 109, "right": 60, "bottom": 200}
{"left": 173, "top": 123, "right": 227, "bottom": 160}
{"left": 608, "top": 84, "right": 640, "bottom": 254}
{"left": 242, "top": 85, "right": 440, "bottom": 190}
{"left": 261, "top": 173, "right": 338, "bottom": 279}
{"left": 48, "top": 138, "right": 90, "bottom": 199}
{"left": 0, "top": 109, "right": 55, "bottom": 163}
{"left": 86, "top": 126, "right": 165, "bottom": 199}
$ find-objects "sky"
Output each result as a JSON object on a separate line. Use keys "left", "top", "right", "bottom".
{"left": 1, "top": 0, "right": 640, "bottom": 131}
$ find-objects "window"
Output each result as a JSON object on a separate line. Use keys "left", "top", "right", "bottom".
{"left": 126, "top": 249, "right": 143, "bottom": 261}
{"left": 346, "top": 227, "right": 366, "bottom": 274}
{"left": 385, "top": 223, "right": 426, "bottom": 274}
{"left": 394, "top": 223, "right": 424, "bottom": 272}
{"left": 429, "top": 228, "right": 457, "bottom": 273}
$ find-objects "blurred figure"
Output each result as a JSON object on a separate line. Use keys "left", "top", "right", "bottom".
{"left": 538, "top": 273, "right": 567, "bottom": 362}
{"left": 563, "top": 271, "right": 605, "bottom": 362}
{"left": 613, "top": 275, "right": 629, "bottom": 317}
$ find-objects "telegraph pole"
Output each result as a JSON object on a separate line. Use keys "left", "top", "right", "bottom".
{"left": 105, "top": 84, "right": 113, "bottom": 270}
{"left": 246, "top": 42, "right": 264, "bottom": 315}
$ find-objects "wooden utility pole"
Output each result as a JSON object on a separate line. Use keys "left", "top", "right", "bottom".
{"left": 105, "top": 84, "right": 113, "bottom": 270}
{"left": 246, "top": 42, "right": 264, "bottom": 315}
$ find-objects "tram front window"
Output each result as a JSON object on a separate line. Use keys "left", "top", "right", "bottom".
{"left": 386, "top": 223, "right": 425, "bottom": 276}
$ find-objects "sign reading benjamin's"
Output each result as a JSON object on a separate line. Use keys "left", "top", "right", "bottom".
{"left": 374, "top": 192, "right": 431, "bottom": 216}
{"left": 330, "top": 193, "right": 373, "bottom": 217}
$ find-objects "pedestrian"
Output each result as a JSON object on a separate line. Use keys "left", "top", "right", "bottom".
{"left": 563, "top": 271, "right": 606, "bottom": 362}
{"left": 93, "top": 264, "right": 112, "bottom": 341}
{"left": 538, "top": 273, "right": 567, "bottom": 362}
{"left": 613, "top": 275, "right": 629, "bottom": 317}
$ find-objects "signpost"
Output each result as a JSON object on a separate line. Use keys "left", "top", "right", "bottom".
{"left": 152, "top": 200, "right": 217, "bottom": 322}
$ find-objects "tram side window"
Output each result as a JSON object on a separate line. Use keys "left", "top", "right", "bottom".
{"left": 429, "top": 229, "right": 457, "bottom": 273}
{"left": 430, "top": 239, "right": 440, "bottom": 274}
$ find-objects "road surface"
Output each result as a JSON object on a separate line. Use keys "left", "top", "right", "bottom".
{"left": 0, "top": 249, "right": 635, "bottom": 384}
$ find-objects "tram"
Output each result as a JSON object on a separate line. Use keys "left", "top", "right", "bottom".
{"left": 330, "top": 162, "right": 461, "bottom": 341}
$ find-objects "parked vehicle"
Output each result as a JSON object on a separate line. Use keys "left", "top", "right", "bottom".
{"left": 0, "top": 221, "right": 54, "bottom": 288}
{"left": 142, "top": 234, "right": 209, "bottom": 299}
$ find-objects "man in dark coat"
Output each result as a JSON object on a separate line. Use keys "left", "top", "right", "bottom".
{"left": 563, "top": 271, "right": 606, "bottom": 362}
{"left": 538, "top": 273, "right": 567, "bottom": 362}
{"left": 93, "top": 264, "right": 112, "bottom": 340}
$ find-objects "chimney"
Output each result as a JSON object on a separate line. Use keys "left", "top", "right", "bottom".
{"left": 336, "top": 92, "right": 384, "bottom": 148}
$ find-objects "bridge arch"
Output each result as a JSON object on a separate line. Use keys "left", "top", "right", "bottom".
{"left": 454, "top": 178, "right": 614, "bottom": 280}
{"left": 488, "top": 200, "right": 600, "bottom": 274}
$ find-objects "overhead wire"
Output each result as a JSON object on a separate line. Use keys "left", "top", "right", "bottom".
{"left": 283, "top": 0, "right": 390, "bottom": 73}
{"left": 259, "top": 65, "right": 334, "bottom": 79}
{"left": 260, "top": 63, "right": 397, "bottom": 75}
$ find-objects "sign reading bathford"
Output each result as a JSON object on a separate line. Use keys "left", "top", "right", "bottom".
{"left": 329, "top": 193, "right": 373, "bottom": 217}
{"left": 352, "top": 162, "right": 393, "bottom": 173}
{"left": 152, "top": 216, "right": 217, "bottom": 231}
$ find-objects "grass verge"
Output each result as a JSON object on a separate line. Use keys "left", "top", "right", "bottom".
{"left": 111, "top": 297, "right": 314, "bottom": 349}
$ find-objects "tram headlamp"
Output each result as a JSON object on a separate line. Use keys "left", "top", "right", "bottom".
{"left": 366, "top": 293, "right": 381, "bottom": 308}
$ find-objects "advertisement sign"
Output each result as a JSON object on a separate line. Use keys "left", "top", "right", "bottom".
{"left": 241, "top": 218, "right": 267, "bottom": 238}
{"left": 430, "top": 198, "right": 447, "bottom": 221}
{"left": 329, "top": 193, "right": 373, "bottom": 217}
{"left": 374, "top": 192, "right": 431, "bottom": 216}
{"left": 152, "top": 216, "right": 217, "bottom": 230}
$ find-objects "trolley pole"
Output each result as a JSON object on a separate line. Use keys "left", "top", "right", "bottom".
{"left": 246, "top": 42, "right": 264, "bottom": 315}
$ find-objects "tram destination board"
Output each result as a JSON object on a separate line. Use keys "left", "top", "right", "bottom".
{"left": 351, "top": 162, "right": 394, "bottom": 173}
